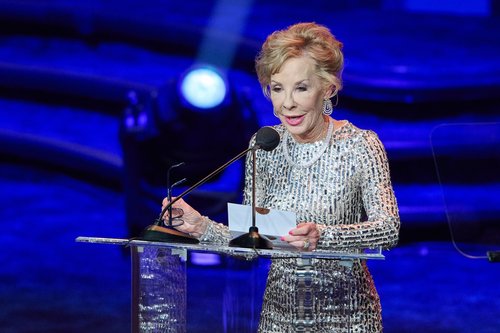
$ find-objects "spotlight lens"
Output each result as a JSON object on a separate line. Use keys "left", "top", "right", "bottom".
{"left": 180, "top": 68, "right": 227, "bottom": 109}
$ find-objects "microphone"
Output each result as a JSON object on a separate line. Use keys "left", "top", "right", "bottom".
{"left": 255, "top": 126, "right": 280, "bottom": 151}
{"left": 139, "top": 126, "right": 280, "bottom": 244}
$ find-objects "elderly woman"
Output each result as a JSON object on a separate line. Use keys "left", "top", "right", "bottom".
{"left": 164, "top": 22, "right": 400, "bottom": 332}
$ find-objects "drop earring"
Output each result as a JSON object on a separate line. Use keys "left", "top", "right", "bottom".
{"left": 323, "top": 90, "right": 339, "bottom": 116}
{"left": 322, "top": 99, "right": 333, "bottom": 115}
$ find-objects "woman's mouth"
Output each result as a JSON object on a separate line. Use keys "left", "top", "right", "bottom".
{"left": 284, "top": 115, "right": 304, "bottom": 126}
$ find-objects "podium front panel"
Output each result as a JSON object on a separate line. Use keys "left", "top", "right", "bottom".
{"left": 130, "top": 244, "right": 268, "bottom": 333}
{"left": 132, "top": 246, "right": 187, "bottom": 333}
{"left": 76, "top": 237, "right": 384, "bottom": 332}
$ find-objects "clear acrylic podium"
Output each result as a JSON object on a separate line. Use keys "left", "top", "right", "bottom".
{"left": 76, "top": 236, "right": 384, "bottom": 332}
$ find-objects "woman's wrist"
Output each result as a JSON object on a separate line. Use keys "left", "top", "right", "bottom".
{"left": 189, "top": 215, "right": 209, "bottom": 239}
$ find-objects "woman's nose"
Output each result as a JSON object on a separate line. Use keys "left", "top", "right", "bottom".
{"left": 282, "top": 92, "right": 296, "bottom": 110}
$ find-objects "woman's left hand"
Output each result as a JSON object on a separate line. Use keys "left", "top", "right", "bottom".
{"left": 281, "top": 222, "right": 320, "bottom": 251}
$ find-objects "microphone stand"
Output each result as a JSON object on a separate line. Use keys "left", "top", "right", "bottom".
{"left": 139, "top": 126, "right": 280, "bottom": 246}
{"left": 139, "top": 147, "right": 253, "bottom": 243}
{"left": 228, "top": 148, "right": 273, "bottom": 249}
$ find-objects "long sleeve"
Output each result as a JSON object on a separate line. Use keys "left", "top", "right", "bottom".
{"left": 198, "top": 215, "right": 231, "bottom": 244}
{"left": 316, "top": 131, "right": 400, "bottom": 250}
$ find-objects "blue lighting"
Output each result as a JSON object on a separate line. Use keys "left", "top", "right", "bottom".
{"left": 190, "top": 252, "right": 222, "bottom": 266}
{"left": 179, "top": 67, "right": 227, "bottom": 110}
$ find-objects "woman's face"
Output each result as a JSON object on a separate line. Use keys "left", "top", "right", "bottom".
{"left": 270, "top": 56, "right": 329, "bottom": 143}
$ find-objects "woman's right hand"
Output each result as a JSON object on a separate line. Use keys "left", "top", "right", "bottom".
{"left": 161, "top": 197, "right": 208, "bottom": 238}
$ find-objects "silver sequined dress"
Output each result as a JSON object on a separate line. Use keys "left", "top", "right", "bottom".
{"left": 200, "top": 120, "right": 400, "bottom": 332}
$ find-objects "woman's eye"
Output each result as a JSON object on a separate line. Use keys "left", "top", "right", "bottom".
{"left": 271, "top": 86, "right": 282, "bottom": 93}
{"left": 297, "top": 86, "right": 307, "bottom": 91}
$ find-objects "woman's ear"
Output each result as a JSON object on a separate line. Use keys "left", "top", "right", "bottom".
{"left": 324, "top": 84, "right": 337, "bottom": 100}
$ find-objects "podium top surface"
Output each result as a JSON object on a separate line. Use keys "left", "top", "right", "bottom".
{"left": 76, "top": 236, "right": 385, "bottom": 260}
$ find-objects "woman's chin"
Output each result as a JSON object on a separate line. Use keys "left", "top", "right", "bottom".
{"left": 284, "top": 126, "right": 307, "bottom": 140}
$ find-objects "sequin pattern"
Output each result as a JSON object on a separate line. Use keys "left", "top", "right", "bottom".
{"left": 136, "top": 247, "right": 187, "bottom": 332}
{"left": 201, "top": 121, "right": 400, "bottom": 332}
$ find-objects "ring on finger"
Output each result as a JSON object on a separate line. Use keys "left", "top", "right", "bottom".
{"left": 303, "top": 239, "right": 310, "bottom": 250}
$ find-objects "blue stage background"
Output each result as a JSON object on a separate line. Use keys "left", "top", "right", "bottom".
{"left": 0, "top": 1, "right": 499, "bottom": 332}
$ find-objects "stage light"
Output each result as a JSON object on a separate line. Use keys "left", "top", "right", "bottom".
{"left": 179, "top": 66, "right": 227, "bottom": 110}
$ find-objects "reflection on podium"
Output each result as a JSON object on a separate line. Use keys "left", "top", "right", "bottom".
{"left": 76, "top": 237, "right": 384, "bottom": 332}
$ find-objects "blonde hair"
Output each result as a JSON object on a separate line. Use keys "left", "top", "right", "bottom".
{"left": 255, "top": 22, "right": 344, "bottom": 98}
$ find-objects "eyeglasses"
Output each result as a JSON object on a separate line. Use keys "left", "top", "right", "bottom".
{"left": 164, "top": 162, "right": 186, "bottom": 228}
{"left": 165, "top": 207, "right": 184, "bottom": 227}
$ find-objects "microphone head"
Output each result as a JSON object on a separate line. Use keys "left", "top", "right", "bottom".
{"left": 255, "top": 126, "right": 280, "bottom": 151}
